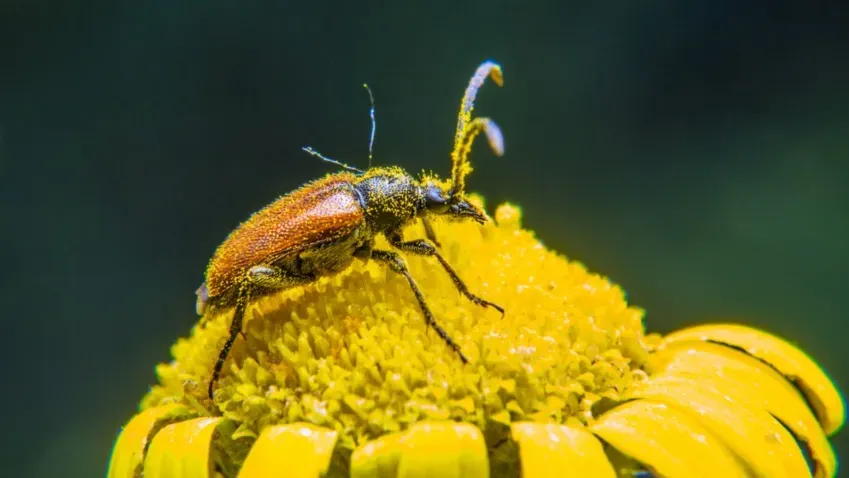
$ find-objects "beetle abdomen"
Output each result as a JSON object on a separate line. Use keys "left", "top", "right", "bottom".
{"left": 204, "top": 173, "right": 364, "bottom": 298}
{"left": 195, "top": 283, "right": 210, "bottom": 315}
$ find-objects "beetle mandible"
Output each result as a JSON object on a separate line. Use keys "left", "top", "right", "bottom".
{"left": 197, "top": 61, "right": 506, "bottom": 399}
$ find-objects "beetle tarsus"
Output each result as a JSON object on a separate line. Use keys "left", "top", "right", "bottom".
{"left": 370, "top": 249, "right": 469, "bottom": 364}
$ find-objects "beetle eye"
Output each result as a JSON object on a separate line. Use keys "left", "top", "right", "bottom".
{"left": 425, "top": 186, "right": 450, "bottom": 213}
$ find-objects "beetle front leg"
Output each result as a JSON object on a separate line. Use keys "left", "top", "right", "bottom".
{"left": 369, "top": 249, "right": 468, "bottom": 364}
{"left": 388, "top": 231, "right": 505, "bottom": 317}
{"left": 246, "top": 264, "right": 315, "bottom": 289}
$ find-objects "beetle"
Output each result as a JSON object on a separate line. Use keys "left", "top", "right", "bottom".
{"left": 197, "top": 60, "right": 507, "bottom": 399}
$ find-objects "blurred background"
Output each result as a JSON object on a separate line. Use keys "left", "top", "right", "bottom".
{"left": 2, "top": 1, "right": 847, "bottom": 476}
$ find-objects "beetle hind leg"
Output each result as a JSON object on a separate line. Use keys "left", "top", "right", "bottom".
{"left": 370, "top": 249, "right": 468, "bottom": 364}
{"left": 209, "top": 286, "right": 251, "bottom": 399}
{"left": 246, "top": 264, "right": 315, "bottom": 289}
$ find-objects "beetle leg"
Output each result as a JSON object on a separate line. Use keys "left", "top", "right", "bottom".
{"left": 354, "top": 244, "right": 372, "bottom": 259}
{"left": 370, "top": 249, "right": 468, "bottom": 364}
{"left": 388, "top": 232, "right": 505, "bottom": 317}
{"left": 241, "top": 265, "right": 314, "bottom": 341}
{"left": 246, "top": 264, "right": 315, "bottom": 289}
{"left": 421, "top": 217, "right": 441, "bottom": 248}
{"left": 209, "top": 285, "right": 251, "bottom": 399}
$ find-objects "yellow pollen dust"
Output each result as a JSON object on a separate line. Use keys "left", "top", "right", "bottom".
{"left": 142, "top": 198, "right": 650, "bottom": 465}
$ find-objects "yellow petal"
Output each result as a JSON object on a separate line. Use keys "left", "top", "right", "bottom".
{"left": 662, "top": 324, "right": 845, "bottom": 435}
{"left": 143, "top": 416, "right": 223, "bottom": 478}
{"left": 511, "top": 422, "right": 615, "bottom": 478}
{"left": 350, "top": 432, "right": 404, "bottom": 478}
{"left": 591, "top": 400, "right": 748, "bottom": 478}
{"left": 651, "top": 340, "right": 836, "bottom": 477}
{"left": 633, "top": 375, "right": 811, "bottom": 478}
{"left": 238, "top": 423, "right": 338, "bottom": 478}
{"left": 394, "top": 421, "right": 488, "bottom": 478}
{"left": 108, "top": 404, "right": 190, "bottom": 478}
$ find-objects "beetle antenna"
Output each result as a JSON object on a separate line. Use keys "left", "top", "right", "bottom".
{"left": 302, "top": 146, "right": 366, "bottom": 174}
{"left": 363, "top": 83, "right": 376, "bottom": 169}
{"left": 449, "top": 61, "right": 504, "bottom": 199}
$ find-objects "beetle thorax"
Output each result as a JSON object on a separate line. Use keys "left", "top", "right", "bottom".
{"left": 354, "top": 169, "right": 424, "bottom": 233}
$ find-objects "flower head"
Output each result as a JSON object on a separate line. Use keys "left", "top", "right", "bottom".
{"left": 109, "top": 201, "right": 844, "bottom": 477}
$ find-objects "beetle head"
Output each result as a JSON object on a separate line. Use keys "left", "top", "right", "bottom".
{"left": 421, "top": 180, "right": 487, "bottom": 224}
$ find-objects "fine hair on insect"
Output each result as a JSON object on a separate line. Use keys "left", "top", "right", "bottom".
{"left": 197, "top": 60, "right": 507, "bottom": 399}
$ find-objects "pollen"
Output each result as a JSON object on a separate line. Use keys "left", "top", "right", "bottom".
{"left": 125, "top": 199, "right": 844, "bottom": 477}
{"left": 144, "top": 200, "right": 646, "bottom": 456}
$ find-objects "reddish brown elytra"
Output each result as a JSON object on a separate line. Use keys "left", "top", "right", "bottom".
{"left": 197, "top": 61, "right": 506, "bottom": 399}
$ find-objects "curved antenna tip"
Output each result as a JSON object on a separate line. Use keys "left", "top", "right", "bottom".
{"left": 483, "top": 119, "right": 505, "bottom": 156}
{"left": 482, "top": 61, "right": 504, "bottom": 87}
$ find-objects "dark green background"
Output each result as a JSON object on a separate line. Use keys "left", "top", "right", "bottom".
{"left": 2, "top": 2, "right": 846, "bottom": 476}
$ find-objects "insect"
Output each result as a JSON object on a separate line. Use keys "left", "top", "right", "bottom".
{"left": 197, "top": 60, "right": 507, "bottom": 399}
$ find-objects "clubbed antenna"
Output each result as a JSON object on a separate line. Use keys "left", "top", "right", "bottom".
{"left": 450, "top": 60, "right": 504, "bottom": 199}
{"left": 454, "top": 61, "right": 503, "bottom": 150}
{"left": 363, "top": 83, "right": 376, "bottom": 168}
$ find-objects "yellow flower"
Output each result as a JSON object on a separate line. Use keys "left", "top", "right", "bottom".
{"left": 108, "top": 202, "right": 844, "bottom": 478}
